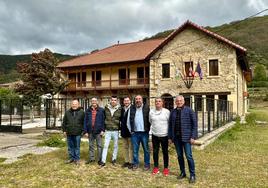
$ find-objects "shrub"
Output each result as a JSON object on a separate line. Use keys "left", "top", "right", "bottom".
{"left": 38, "top": 134, "right": 66, "bottom": 148}
{"left": 245, "top": 113, "right": 257, "bottom": 126}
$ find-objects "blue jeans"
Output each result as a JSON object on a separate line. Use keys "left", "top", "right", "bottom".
{"left": 131, "top": 132, "right": 150, "bottom": 167}
{"left": 67, "top": 135, "right": 81, "bottom": 161}
{"left": 174, "top": 138, "right": 195, "bottom": 177}
{"left": 101, "top": 131, "right": 119, "bottom": 163}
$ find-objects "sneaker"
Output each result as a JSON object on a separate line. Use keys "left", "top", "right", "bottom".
{"left": 112, "top": 159, "right": 116, "bottom": 165}
{"left": 152, "top": 167, "right": 159, "bottom": 175}
{"left": 132, "top": 164, "right": 138, "bottom": 171}
{"left": 65, "top": 159, "right": 74, "bottom": 164}
{"left": 85, "top": 160, "right": 95, "bottom": 164}
{"left": 144, "top": 165, "right": 150, "bottom": 171}
{"left": 74, "top": 160, "right": 80, "bottom": 165}
{"left": 163, "top": 168, "right": 169, "bottom": 176}
{"left": 99, "top": 161, "right": 105, "bottom": 167}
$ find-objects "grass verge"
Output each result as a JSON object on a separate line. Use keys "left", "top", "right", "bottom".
{"left": 0, "top": 110, "right": 267, "bottom": 187}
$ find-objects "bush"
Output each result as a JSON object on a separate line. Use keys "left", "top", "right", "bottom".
{"left": 38, "top": 134, "right": 66, "bottom": 148}
{"left": 245, "top": 113, "right": 257, "bottom": 126}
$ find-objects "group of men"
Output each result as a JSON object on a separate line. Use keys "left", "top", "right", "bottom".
{"left": 62, "top": 95, "right": 197, "bottom": 184}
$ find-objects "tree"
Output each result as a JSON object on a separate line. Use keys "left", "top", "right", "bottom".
{"left": 253, "top": 64, "right": 267, "bottom": 81}
{"left": 15, "top": 49, "right": 68, "bottom": 122}
{"left": 0, "top": 88, "right": 20, "bottom": 100}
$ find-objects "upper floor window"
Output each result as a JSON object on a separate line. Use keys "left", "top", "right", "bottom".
{"left": 209, "top": 59, "right": 219, "bottom": 76}
{"left": 92, "top": 71, "right": 102, "bottom": 86}
{"left": 119, "top": 68, "right": 130, "bottom": 85}
{"left": 162, "top": 63, "right": 170, "bottom": 78}
{"left": 137, "top": 66, "right": 149, "bottom": 84}
{"left": 77, "top": 72, "right": 87, "bottom": 87}
{"left": 185, "top": 61, "right": 193, "bottom": 77}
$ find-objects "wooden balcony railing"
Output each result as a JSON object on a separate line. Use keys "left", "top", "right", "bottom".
{"left": 65, "top": 78, "right": 149, "bottom": 91}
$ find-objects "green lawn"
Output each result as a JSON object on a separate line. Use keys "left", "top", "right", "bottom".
{"left": 0, "top": 112, "right": 268, "bottom": 187}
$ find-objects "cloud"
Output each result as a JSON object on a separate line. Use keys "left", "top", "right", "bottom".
{"left": 0, "top": 0, "right": 267, "bottom": 55}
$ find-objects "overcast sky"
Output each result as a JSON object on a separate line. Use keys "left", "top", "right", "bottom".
{"left": 0, "top": 0, "right": 267, "bottom": 55}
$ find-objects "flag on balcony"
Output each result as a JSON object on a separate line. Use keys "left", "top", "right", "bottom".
{"left": 195, "top": 62, "right": 203, "bottom": 80}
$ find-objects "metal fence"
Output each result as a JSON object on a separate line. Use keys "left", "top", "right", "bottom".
{"left": 45, "top": 96, "right": 233, "bottom": 138}
{"left": 0, "top": 99, "right": 45, "bottom": 133}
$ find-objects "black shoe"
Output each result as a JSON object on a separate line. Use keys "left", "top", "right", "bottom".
{"left": 112, "top": 159, "right": 116, "bottom": 165}
{"left": 128, "top": 163, "right": 133, "bottom": 169}
{"left": 132, "top": 164, "right": 138, "bottom": 171}
{"left": 65, "top": 159, "right": 74, "bottom": 164}
{"left": 85, "top": 160, "right": 95, "bottom": 164}
{"left": 99, "top": 161, "right": 105, "bottom": 167}
{"left": 178, "top": 173, "right": 186, "bottom": 179}
{"left": 189, "top": 176, "right": 196, "bottom": 183}
{"left": 122, "top": 162, "right": 129, "bottom": 168}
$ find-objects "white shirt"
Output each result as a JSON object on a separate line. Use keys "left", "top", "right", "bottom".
{"left": 149, "top": 108, "right": 170, "bottom": 137}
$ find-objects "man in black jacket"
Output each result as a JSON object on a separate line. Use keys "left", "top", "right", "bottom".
{"left": 62, "top": 99, "right": 85, "bottom": 165}
{"left": 129, "top": 95, "right": 151, "bottom": 170}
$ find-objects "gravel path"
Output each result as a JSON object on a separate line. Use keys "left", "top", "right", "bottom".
{"left": 0, "top": 132, "right": 59, "bottom": 164}
{"left": 0, "top": 144, "right": 59, "bottom": 164}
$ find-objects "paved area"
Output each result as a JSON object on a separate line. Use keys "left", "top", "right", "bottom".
{"left": 0, "top": 131, "right": 59, "bottom": 164}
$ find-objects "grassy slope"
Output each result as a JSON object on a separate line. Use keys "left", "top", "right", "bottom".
{"left": 0, "top": 109, "right": 268, "bottom": 187}
{"left": 0, "top": 53, "right": 74, "bottom": 84}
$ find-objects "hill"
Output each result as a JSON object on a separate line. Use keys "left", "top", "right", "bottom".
{"left": 144, "top": 15, "right": 268, "bottom": 69}
{"left": 0, "top": 53, "right": 74, "bottom": 84}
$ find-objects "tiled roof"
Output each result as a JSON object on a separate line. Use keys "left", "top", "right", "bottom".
{"left": 57, "top": 39, "right": 164, "bottom": 68}
{"left": 58, "top": 20, "right": 247, "bottom": 68}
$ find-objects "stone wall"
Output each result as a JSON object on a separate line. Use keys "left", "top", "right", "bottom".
{"left": 149, "top": 27, "right": 247, "bottom": 115}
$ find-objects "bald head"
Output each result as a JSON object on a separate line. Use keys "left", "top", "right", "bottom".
{"left": 175, "top": 95, "right": 185, "bottom": 108}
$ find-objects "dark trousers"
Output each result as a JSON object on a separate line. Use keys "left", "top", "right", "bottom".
{"left": 174, "top": 137, "right": 195, "bottom": 177}
{"left": 152, "top": 135, "right": 169, "bottom": 168}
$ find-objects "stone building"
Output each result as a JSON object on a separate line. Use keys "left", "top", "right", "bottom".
{"left": 58, "top": 20, "right": 250, "bottom": 116}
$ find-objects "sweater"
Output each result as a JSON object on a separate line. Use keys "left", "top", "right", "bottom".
{"left": 149, "top": 108, "right": 170, "bottom": 137}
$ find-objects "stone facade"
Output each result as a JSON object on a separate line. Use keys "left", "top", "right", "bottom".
{"left": 149, "top": 27, "right": 248, "bottom": 116}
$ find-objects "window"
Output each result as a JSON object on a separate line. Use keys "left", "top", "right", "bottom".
{"left": 209, "top": 59, "right": 219, "bottom": 76}
{"left": 185, "top": 61, "right": 193, "bottom": 77}
{"left": 137, "top": 67, "right": 149, "bottom": 84}
{"left": 162, "top": 64, "right": 170, "bottom": 78}
{"left": 82, "top": 72, "right": 86, "bottom": 87}
{"left": 194, "top": 95, "right": 202, "bottom": 111}
{"left": 219, "top": 95, "right": 227, "bottom": 111}
{"left": 118, "top": 68, "right": 130, "bottom": 85}
{"left": 68, "top": 73, "right": 76, "bottom": 89}
{"left": 92, "top": 71, "right": 101, "bottom": 86}
{"left": 77, "top": 72, "right": 87, "bottom": 87}
{"left": 206, "top": 95, "right": 214, "bottom": 111}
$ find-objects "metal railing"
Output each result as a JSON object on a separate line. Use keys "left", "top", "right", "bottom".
{"left": 64, "top": 78, "right": 149, "bottom": 91}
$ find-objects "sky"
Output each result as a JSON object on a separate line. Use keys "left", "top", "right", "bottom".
{"left": 0, "top": 0, "right": 267, "bottom": 55}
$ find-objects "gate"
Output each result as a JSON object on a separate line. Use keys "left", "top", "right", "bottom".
{"left": 0, "top": 99, "right": 23, "bottom": 133}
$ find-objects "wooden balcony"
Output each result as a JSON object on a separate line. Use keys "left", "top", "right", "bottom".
{"left": 64, "top": 78, "right": 149, "bottom": 91}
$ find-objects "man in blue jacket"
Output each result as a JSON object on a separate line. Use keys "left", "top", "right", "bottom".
{"left": 84, "top": 97, "right": 105, "bottom": 165}
{"left": 168, "top": 95, "right": 197, "bottom": 184}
